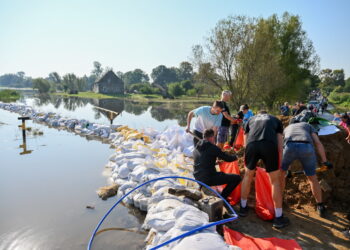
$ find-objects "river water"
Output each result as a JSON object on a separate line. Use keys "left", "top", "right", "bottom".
{"left": 0, "top": 94, "right": 209, "bottom": 250}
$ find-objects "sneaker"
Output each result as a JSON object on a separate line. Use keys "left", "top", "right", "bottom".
{"left": 317, "top": 204, "right": 326, "bottom": 218}
{"left": 237, "top": 205, "right": 249, "bottom": 217}
{"left": 273, "top": 215, "right": 290, "bottom": 229}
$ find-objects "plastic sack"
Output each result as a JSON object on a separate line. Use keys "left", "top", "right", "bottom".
{"left": 224, "top": 227, "right": 302, "bottom": 250}
{"left": 219, "top": 161, "right": 241, "bottom": 205}
{"left": 255, "top": 167, "right": 274, "bottom": 220}
{"left": 235, "top": 127, "right": 244, "bottom": 149}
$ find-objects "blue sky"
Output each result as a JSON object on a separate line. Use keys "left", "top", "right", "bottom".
{"left": 0, "top": 0, "right": 349, "bottom": 78}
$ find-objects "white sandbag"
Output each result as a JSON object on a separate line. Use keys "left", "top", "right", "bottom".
{"left": 117, "top": 163, "right": 130, "bottom": 179}
{"left": 143, "top": 210, "right": 175, "bottom": 232}
{"left": 118, "top": 181, "right": 137, "bottom": 193}
{"left": 129, "top": 165, "right": 147, "bottom": 183}
{"left": 172, "top": 232, "right": 237, "bottom": 250}
{"left": 150, "top": 199, "right": 185, "bottom": 214}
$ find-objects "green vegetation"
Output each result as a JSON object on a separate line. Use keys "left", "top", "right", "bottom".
{"left": 0, "top": 89, "right": 20, "bottom": 102}
{"left": 53, "top": 91, "right": 214, "bottom": 103}
{"left": 318, "top": 69, "right": 350, "bottom": 109}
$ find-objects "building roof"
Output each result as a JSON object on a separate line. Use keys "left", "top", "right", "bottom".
{"left": 95, "top": 70, "right": 122, "bottom": 84}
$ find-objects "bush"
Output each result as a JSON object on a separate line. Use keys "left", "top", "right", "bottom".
{"left": 168, "top": 82, "right": 185, "bottom": 97}
{"left": 187, "top": 89, "right": 197, "bottom": 96}
{"left": 33, "top": 78, "right": 51, "bottom": 93}
{"left": 0, "top": 89, "right": 20, "bottom": 102}
{"left": 128, "top": 83, "right": 161, "bottom": 95}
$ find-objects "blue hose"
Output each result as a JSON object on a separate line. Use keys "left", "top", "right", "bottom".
{"left": 88, "top": 176, "right": 238, "bottom": 250}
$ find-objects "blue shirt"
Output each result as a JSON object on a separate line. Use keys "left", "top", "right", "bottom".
{"left": 243, "top": 110, "right": 254, "bottom": 124}
{"left": 193, "top": 106, "right": 223, "bottom": 133}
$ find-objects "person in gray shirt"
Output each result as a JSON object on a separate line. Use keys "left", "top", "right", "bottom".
{"left": 281, "top": 121, "right": 332, "bottom": 217}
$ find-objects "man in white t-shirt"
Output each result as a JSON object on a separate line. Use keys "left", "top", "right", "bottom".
{"left": 186, "top": 101, "right": 224, "bottom": 146}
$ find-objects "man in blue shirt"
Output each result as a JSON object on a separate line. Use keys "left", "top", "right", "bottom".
{"left": 186, "top": 101, "right": 224, "bottom": 146}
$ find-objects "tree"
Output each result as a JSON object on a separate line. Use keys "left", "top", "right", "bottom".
{"left": 33, "top": 78, "right": 51, "bottom": 93}
{"left": 177, "top": 61, "right": 194, "bottom": 81}
{"left": 151, "top": 65, "right": 178, "bottom": 86}
{"left": 168, "top": 82, "right": 185, "bottom": 97}
{"left": 123, "top": 69, "right": 150, "bottom": 85}
{"left": 62, "top": 73, "right": 78, "bottom": 93}
{"left": 91, "top": 61, "right": 103, "bottom": 78}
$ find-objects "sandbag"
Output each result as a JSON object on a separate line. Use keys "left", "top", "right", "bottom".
{"left": 219, "top": 161, "right": 241, "bottom": 205}
{"left": 255, "top": 167, "right": 274, "bottom": 220}
{"left": 235, "top": 127, "right": 244, "bottom": 149}
{"left": 224, "top": 227, "right": 302, "bottom": 250}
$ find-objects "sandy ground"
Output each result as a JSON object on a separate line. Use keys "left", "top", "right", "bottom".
{"left": 224, "top": 204, "right": 350, "bottom": 250}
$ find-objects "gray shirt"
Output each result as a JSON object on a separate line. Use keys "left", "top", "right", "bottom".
{"left": 283, "top": 122, "right": 317, "bottom": 144}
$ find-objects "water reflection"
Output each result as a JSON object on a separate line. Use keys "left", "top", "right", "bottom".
{"left": 30, "top": 95, "right": 209, "bottom": 128}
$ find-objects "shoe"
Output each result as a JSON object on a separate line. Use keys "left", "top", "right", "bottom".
{"left": 317, "top": 204, "right": 326, "bottom": 218}
{"left": 273, "top": 215, "right": 290, "bottom": 229}
{"left": 237, "top": 205, "right": 249, "bottom": 217}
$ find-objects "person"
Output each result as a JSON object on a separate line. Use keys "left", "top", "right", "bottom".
{"left": 339, "top": 113, "right": 350, "bottom": 143}
{"left": 295, "top": 102, "right": 307, "bottom": 115}
{"left": 217, "top": 90, "right": 237, "bottom": 149}
{"left": 280, "top": 102, "right": 290, "bottom": 116}
{"left": 193, "top": 129, "right": 241, "bottom": 206}
{"left": 243, "top": 105, "right": 254, "bottom": 124}
{"left": 332, "top": 113, "right": 341, "bottom": 124}
{"left": 229, "top": 104, "right": 248, "bottom": 147}
{"left": 186, "top": 101, "right": 224, "bottom": 146}
{"left": 291, "top": 103, "right": 298, "bottom": 116}
{"left": 239, "top": 111, "right": 289, "bottom": 229}
{"left": 280, "top": 121, "right": 332, "bottom": 217}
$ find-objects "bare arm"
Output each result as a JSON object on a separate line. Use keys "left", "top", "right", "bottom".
{"left": 222, "top": 111, "right": 236, "bottom": 123}
{"left": 244, "top": 132, "right": 248, "bottom": 147}
{"left": 311, "top": 133, "right": 327, "bottom": 162}
{"left": 213, "top": 126, "right": 218, "bottom": 139}
{"left": 186, "top": 111, "right": 194, "bottom": 133}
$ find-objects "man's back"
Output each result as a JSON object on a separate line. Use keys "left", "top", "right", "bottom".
{"left": 284, "top": 122, "right": 316, "bottom": 144}
{"left": 245, "top": 114, "right": 283, "bottom": 146}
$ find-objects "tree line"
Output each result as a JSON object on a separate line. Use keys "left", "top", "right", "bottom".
{"left": 2, "top": 12, "right": 347, "bottom": 108}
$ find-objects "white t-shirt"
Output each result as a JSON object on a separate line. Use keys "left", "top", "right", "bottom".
{"left": 193, "top": 106, "right": 222, "bottom": 133}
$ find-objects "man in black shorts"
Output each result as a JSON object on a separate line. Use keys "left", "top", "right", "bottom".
{"left": 193, "top": 129, "right": 241, "bottom": 207}
{"left": 239, "top": 111, "right": 289, "bottom": 229}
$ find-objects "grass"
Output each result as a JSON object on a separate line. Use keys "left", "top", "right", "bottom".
{"left": 53, "top": 91, "right": 214, "bottom": 103}
{"left": 0, "top": 89, "right": 20, "bottom": 102}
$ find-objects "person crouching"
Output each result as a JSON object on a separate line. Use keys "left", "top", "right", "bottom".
{"left": 193, "top": 129, "right": 241, "bottom": 207}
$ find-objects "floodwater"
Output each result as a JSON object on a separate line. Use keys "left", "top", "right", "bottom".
{"left": 0, "top": 94, "right": 210, "bottom": 250}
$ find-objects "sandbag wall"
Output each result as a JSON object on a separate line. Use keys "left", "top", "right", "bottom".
{"left": 0, "top": 102, "right": 240, "bottom": 250}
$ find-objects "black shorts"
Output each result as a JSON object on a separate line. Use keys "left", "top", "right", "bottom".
{"left": 245, "top": 140, "right": 279, "bottom": 173}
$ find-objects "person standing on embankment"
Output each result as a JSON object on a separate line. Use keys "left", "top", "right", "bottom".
{"left": 238, "top": 111, "right": 290, "bottom": 229}
{"left": 186, "top": 101, "right": 224, "bottom": 146}
{"left": 280, "top": 121, "right": 332, "bottom": 217}
{"left": 217, "top": 90, "right": 237, "bottom": 149}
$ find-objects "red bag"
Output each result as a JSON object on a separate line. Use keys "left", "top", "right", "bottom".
{"left": 224, "top": 227, "right": 302, "bottom": 250}
{"left": 255, "top": 167, "right": 275, "bottom": 220}
{"left": 219, "top": 161, "right": 241, "bottom": 205}
{"left": 235, "top": 127, "right": 244, "bottom": 149}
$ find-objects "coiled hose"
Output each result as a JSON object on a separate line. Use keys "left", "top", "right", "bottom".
{"left": 88, "top": 176, "right": 238, "bottom": 250}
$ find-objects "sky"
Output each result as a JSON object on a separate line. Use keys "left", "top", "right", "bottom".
{"left": 0, "top": 0, "right": 349, "bottom": 78}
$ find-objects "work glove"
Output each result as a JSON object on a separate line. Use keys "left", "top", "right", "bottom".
{"left": 322, "top": 161, "right": 333, "bottom": 169}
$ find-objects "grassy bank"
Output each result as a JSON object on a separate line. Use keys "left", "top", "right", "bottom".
{"left": 53, "top": 91, "right": 214, "bottom": 103}
{"left": 0, "top": 89, "right": 20, "bottom": 102}
{"left": 328, "top": 92, "right": 350, "bottom": 112}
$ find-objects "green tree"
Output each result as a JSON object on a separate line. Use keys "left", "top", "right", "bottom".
{"left": 123, "top": 69, "right": 149, "bottom": 85}
{"left": 91, "top": 61, "right": 103, "bottom": 78}
{"left": 33, "top": 78, "right": 51, "bottom": 93}
{"left": 168, "top": 82, "right": 185, "bottom": 97}
{"left": 151, "top": 65, "right": 178, "bottom": 86}
{"left": 177, "top": 61, "right": 194, "bottom": 81}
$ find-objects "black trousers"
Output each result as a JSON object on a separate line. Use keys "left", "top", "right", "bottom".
{"left": 197, "top": 172, "right": 241, "bottom": 199}
{"left": 193, "top": 130, "right": 203, "bottom": 147}
{"left": 230, "top": 124, "right": 240, "bottom": 146}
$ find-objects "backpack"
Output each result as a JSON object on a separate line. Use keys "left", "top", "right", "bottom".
{"left": 290, "top": 110, "right": 317, "bottom": 124}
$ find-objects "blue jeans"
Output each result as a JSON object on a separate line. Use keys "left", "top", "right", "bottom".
{"left": 282, "top": 142, "right": 317, "bottom": 176}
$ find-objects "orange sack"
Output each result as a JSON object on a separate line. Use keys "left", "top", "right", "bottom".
{"left": 255, "top": 167, "right": 275, "bottom": 220}
{"left": 224, "top": 227, "right": 302, "bottom": 250}
{"left": 219, "top": 161, "right": 241, "bottom": 205}
{"left": 235, "top": 127, "right": 244, "bottom": 149}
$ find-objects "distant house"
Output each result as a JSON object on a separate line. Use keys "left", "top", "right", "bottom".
{"left": 92, "top": 70, "right": 124, "bottom": 94}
